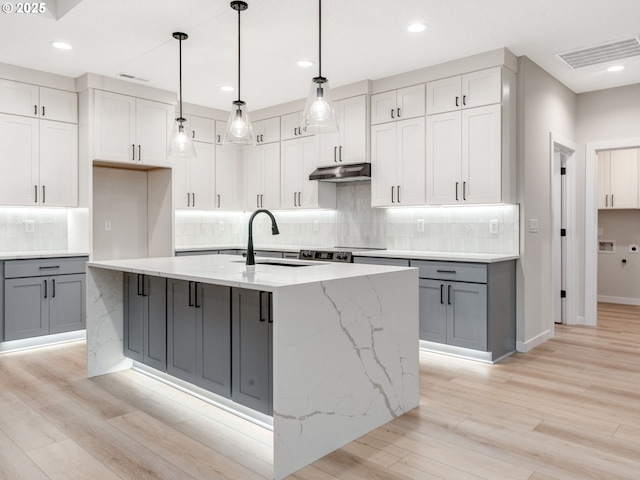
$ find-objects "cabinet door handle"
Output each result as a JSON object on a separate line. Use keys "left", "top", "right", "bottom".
{"left": 612, "top": 194, "right": 614, "bottom": 207}
{"left": 463, "top": 181, "right": 467, "bottom": 201}
{"left": 397, "top": 185, "right": 401, "bottom": 203}
{"left": 298, "top": 191, "right": 302, "bottom": 207}
{"left": 339, "top": 145, "right": 342, "bottom": 162}
{"left": 448, "top": 285, "right": 452, "bottom": 305}
{"left": 217, "top": 194, "right": 221, "bottom": 208}
{"left": 192, "top": 193, "right": 195, "bottom": 207}
{"left": 260, "top": 194, "right": 264, "bottom": 208}
{"left": 217, "top": 134, "right": 221, "bottom": 143}
{"left": 463, "top": 95, "right": 467, "bottom": 106}
{"left": 261, "top": 134, "right": 264, "bottom": 142}
{"left": 138, "top": 145, "right": 141, "bottom": 161}
{"left": 605, "top": 194, "right": 608, "bottom": 207}
{"left": 391, "top": 186, "right": 395, "bottom": 203}
{"left": 34, "top": 105, "right": 38, "bottom": 115}
{"left": 187, "top": 193, "right": 191, "bottom": 207}
{"left": 260, "top": 291, "right": 269, "bottom": 322}
{"left": 334, "top": 146, "right": 337, "bottom": 163}
{"left": 455, "top": 182, "right": 459, "bottom": 201}
{"left": 440, "top": 284, "right": 444, "bottom": 304}
{"left": 34, "top": 185, "right": 38, "bottom": 203}
{"left": 137, "top": 274, "right": 143, "bottom": 296}
{"left": 194, "top": 282, "right": 200, "bottom": 308}
{"left": 437, "top": 269, "right": 457, "bottom": 274}
{"left": 132, "top": 144, "right": 136, "bottom": 161}
{"left": 39, "top": 265, "right": 60, "bottom": 270}
{"left": 188, "top": 281, "right": 194, "bottom": 307}
{"left": 52, "top": 279, "right": 55, "bottom": 298}
{"left": 42, "top": 185, "right": 45, "bottom": 204}
{"left": 397, "top": 108, "right": 401, "bottom": 118}
{"left": 257, "top": 194, "right": 260, "bottom": 208}
{"left": 44, "top": 279, "right": 47, "bottom": 299}
{"left": 42, "top": 106, "right": 45, "bottom": 117}
{"left": 294, "top": 192, "right": 297, "bottom": 207}
{"left": 455, "top": 96, "right": 459, "bottom": 107}
{"left": 391, "top": 109, "right": 395, "bottom": 119}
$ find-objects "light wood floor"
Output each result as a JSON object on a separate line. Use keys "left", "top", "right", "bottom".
{"left": 1, "top": 302, "right": 639, "bottom": 479}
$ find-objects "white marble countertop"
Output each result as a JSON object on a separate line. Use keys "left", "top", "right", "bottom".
{"left": 0, "top": 251, "right": 90, "bottom": 261}
{"left": 88, "top": 254, "right": 414, "bottom": 291}
{"left": 175, "top": 245, "right": 518, "bottom": 263}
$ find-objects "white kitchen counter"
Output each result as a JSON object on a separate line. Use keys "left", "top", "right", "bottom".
{"left": 174, "top": 245, "right": 518, "bottom": 263}
{"left": 0, "top": 251, "right": 89, "bottom": 260}
{"left": 86, "top": 255, "right": 419, "bottom": 479}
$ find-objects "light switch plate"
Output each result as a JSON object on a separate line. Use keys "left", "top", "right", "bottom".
{"left": 489, "top": 220, "right": 498, "bottom": 234}
{"left": 313, "top": 220, "right": 319, "bottom": 231}
{"left": 529, "top": 219, "right": 539, "bottom": 233}
{"left": 417, "top": 219, "right": 425, "bottom": 232}
{"left": 24, "top": 220, "right": 34, "bottom": 233}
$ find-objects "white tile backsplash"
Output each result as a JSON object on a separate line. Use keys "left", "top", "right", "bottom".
{"left": 0, "top": 207, "right": 69, "bottom": 252}
{"left": 175, "top": 182, "right": 519, "bottom": 255}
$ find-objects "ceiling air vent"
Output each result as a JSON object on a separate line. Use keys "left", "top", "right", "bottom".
{"left": 117, "top": 73, "right": 150, "bottom": 82}
{"left": 555, "top": 36, "right": 640, "bottom": 69}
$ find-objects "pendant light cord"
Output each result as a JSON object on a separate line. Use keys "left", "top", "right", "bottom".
{"left": 178, "top": 36, "right": 183, "bottom": 120}
{"left": 318, "top": 0, "right": 322, "bottom": 78}
{"left": 237, "top": 5, "right": 241, "bottom": 102}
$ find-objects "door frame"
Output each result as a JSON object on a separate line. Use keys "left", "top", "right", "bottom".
{"left": 550, "top": 133, "right": 576, "bottom": 326}
{"left": 584, "top": 137, "right": 640, "bottom": 326}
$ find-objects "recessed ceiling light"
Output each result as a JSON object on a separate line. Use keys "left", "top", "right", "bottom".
{"left": 51, "top": 41, "right": 72, "bottom": 50}
{"left": 607, "top": 65, "right": 625, "bottom": 72}
{"left": 297, "top": 60, "right": 314, "bottom": 68}
{"left": 220, "top": 85, "right": 235, "bottom": 92}
{"left": 407, "top": 23, "right": 427, "bottom": 33}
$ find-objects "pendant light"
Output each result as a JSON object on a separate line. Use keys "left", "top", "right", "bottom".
{"left": 302, "top": 0, "right": 338, "bottom": 133}
{"left": 168, "top": 32, "right": 196, "bottom": 158}
{"left": 224, "top": 1, "right": 254, "bottom": 145}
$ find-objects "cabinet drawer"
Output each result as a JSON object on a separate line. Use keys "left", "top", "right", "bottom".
{"left": 411, "top": 260, "right": 486, "bottom": 283}
{"left": 4, "top": 256, "right": 88, "bottom": 278}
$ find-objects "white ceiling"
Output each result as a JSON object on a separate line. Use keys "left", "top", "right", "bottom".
{"left": 1, "top": 0, "right": 640, "bottom": 111}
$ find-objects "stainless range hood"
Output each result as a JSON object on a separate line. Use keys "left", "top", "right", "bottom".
{"left": 308, "top": 163, "right": 371, "bottom": 182}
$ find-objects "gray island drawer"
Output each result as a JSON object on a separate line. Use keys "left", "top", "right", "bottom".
{"left": 410, "top": 260, "right": 487, "bottom": 283}
{"left": 4, "top": 257, "right": 88, "bottom": 278}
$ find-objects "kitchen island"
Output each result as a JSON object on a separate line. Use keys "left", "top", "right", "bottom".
{"left": 86, "top": 254, "right": 419, "bottom": 479}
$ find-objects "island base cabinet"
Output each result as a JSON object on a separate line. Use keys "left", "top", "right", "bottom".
{"left": 166, "top": 279, "right": 231, "bottom": 399}
{"left": 124, "top": 273, "right": 167, "bottom": 370}
{"left": 232, "top": 288, "right": 273, "bottom": 416}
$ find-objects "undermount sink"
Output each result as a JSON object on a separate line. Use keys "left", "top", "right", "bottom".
{"left": 232, "top": 259, "right": 317, "bottom": 267}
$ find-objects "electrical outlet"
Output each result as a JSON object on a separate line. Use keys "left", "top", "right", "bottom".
{"left": 313, "top": 220, "right": 319, "bottom": 232}
{"left": 104, "top": 220, "right": 111, "bottom": 232}
{"left": 24, "top": 220, "right": 34, "bottom": 233}
{"left": 218, "top": 221, "right": 224, "bottom": 231}
{"left": 417, "top": 219, "right": 425, "bottom": 232}
{"left": 528, "top": 219, "right": 539, "bottom": 233}
{"left": 489, "top": 219, "right": 499, "bottom": 234}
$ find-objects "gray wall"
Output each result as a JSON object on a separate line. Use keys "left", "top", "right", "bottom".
{"left": 517, "top": 57, "right": 577, "bottom": 350}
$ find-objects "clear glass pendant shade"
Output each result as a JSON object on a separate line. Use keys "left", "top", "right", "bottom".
{"left": 224, "top": 101, "right": 254, "bottom": 145}
{"left": 168, "top": 119, "right": 196, "bottom": 158}
{"left": 303, "top": 78, "right": 338, "bottom": 133}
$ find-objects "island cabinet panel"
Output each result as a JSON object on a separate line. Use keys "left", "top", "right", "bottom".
{"left": 166, "top": 279, "right": 232, "bottom": 398}
{"left": 232, "top": 288, "right": 272, "bottom": 415}
{"left": 3, "top": 257, "right": 87, "bottom": 341}
{"left": 123, "top": 273, "right": 167, "bottom": 370}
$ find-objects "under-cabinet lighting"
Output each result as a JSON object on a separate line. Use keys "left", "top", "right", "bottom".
{"left": 607, "top": 65, "right": 625, "bottom": 72}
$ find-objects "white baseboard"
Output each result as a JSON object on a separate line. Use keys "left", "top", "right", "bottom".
{"left": 598, "top": 295, "right": 640, "bottom": 306}
{"left": 516, "top": 329, "right": 552, "bottom": 353}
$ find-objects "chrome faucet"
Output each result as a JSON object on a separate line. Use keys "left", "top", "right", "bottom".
{"left": 246, "top": 209, "right": 279, "bottom": 267}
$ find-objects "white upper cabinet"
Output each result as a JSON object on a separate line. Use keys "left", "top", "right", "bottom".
{"left": 427, "top": 104, "right": 501, "bottom": 205}
{"left": 281, "top": 111, "right": 313, "bottom": 141}
{"left": 371, "top": 117, "right": 425, "bottom": 207}
{"left": 244, "top": 142, "right": 281, "bottom": 210}
{"left": 0, "top": 80, "right": 77, "bottom": 123}
{"left": 253, "top": 117, "right": 281, "bottom": 144}
{"left": 175, "top": 142, "right": 215, "bottom": 210}
{"left": 597, "top": 149, "right": 639, "bottom": 209}
{"left": 427, "top": 67, "right": 501, "bottom": 115}
{"left": 318, "top": 95, "right": 368, "bottom": 166}
{"left": 186, "top": 114, "right": 215, "bottom": 144}
{"left": 214, "top": 120, "right": 243, "bottom": 210}
{"left": 0, "top": 114, "right": 77, "bottom": 207}
{"left": 371, "top": 84, "right": 425, "bottom": 125}
{"left": 93, "top": 90, "right": 174, "bottom": 167}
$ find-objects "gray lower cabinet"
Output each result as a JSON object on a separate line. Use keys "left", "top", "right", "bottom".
{"left": 3, "top": 257, "right": 87, "bottom": 341}
{"left": 123, "top": 273, "right": 166, "bottom": 370}
{"left": 166, "top": 279, "right": 231, "bottom": 398}
{"left": 232, "top": 288, "right": 273, "bottom": 415}
{"left": 413, "top": 259, "right": 515, "bottom": 360}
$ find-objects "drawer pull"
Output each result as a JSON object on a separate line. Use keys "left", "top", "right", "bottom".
{"left": 436, "top": 269, "right": 456, "bottom": 274}
{"left": 39, "top": 265, "right": 60, "bottom": 270}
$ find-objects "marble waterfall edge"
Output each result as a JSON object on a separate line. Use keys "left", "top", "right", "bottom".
{"left": 272, "top": 269, "right": 419, "bottom": 479}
